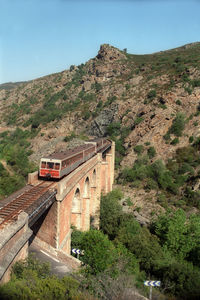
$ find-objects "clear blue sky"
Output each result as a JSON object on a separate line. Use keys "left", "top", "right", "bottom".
{"left": 0, "top": 0, "right": 200, "bottom": 84}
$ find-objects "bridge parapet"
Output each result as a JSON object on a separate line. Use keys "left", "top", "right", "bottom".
{"left": 0, "top": 212, "right": 32, "bottom": 284}
{"left": 56, "top": 153, "right": 102, "bottom": 201}
{"left": 28, "top": 170, "right": 39, "bottom": 185}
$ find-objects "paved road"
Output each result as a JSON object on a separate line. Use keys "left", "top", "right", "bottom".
{"left": 29, "top": 244, "right": 71, "bottom": 278}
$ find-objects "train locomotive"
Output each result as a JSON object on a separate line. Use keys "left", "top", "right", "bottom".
{"left": 39, "top": 138, "right": 111, "bottom": 179}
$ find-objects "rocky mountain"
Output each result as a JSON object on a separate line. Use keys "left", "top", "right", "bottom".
{"left": 0, "top": 42, "right": 200, "bottom": 219}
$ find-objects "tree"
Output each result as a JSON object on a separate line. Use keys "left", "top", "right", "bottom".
{"left": 0, "top": 256, "right": 88, "bottom": 300}
{"left": 160, "top": 259, "right": 200, "bottom": 299}
{"left": 100, "top": 189, "right": 123, "bottom": 239}
{"left": 79, "top": 230, "right": 118, "bottom": 275}
{"left": 151, "top": 209, "right": 200, "bottom": 261}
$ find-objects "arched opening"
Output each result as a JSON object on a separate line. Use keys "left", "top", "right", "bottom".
{"left": 92, "top": 169, "right": 96, "bottom": 186}
{"left": 72, "top": 188, "right": 81, "bottom": 213}
{"left": 84, "top": 177, "right": 90, "bottom": 197}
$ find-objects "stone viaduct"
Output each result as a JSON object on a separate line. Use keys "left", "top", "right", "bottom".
{"left": 0, "top": 141, "right": 115, "bottom": 283}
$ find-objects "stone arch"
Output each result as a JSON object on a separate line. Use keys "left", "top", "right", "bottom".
{"left": 92, "top": 169, "right": 97, "bottom": 186}
{"left": 84, "top": 177, "right": 90, "bottom": 198}
{"left": 72, "top": 187, "right": 81, "bottom": 213}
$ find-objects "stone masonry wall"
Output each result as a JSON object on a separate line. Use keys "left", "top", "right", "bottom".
{"left": 0, "top": 212, "right": 32, "bottom": 284}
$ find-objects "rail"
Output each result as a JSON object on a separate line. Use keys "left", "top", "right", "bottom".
{"left": 0, "top": 182, "right": 55, "bottom": 229}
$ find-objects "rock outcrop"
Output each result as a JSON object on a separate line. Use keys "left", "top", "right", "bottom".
{"left": 88, "top": 104, "right": 119, "bottom": 137}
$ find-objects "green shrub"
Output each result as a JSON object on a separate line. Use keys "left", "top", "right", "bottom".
{"left": 106, "top": 122, "right": 121, "bottom": 137}
{"left": 169, "top": 112, "right": 185, "bottom": 137}
{"left": 184, "top": 187, "right": 200, "bottom": 209}
{"left": 176, "top": 99, "right": 182, "bottom": 105}
{"left": 120, "top": 158, "right": 149, "bottom": 184}
{"left": 82, "top": 93, "right": 96, "bottom": 102}
{"left": 134, "top": 145, "right": 144, "bottom": 155}
{"left": 175, "top": 146, "right": 199, "bottom": 165}
{"left": 185, "top": 86, "right": 192, "bottom": 94}
{"left": 147, "top": 89, "right": 156, "bottom": 100}
{"left": 134, "top": 116, "right": 144, "bottom": 126}
{"left": 148, "top": 160, "right": 178, "bottom": 194}
{"left": 64, "top": 132, "right": 76, "bottom": 142}
{"left": 145, "top": 178, "right": 158, "bottom": 191}
{"left": 170, "top": 137, "right": 179, "bottom": 145}
{"left": 163, "top": 132, "right": 171, "bottom": 142}
{"left": 82, "top": 110, "right": 91, "bottom": 120}
{"left": 193, "top": 121, "right": 198, "bottom": 126}
{"left": 193, "top": 137, "right": 200, "bottom": 148}
{"left": 178, "top": 162, "right": 194, "bottom": 175}
{"left": 191, "top": 79, "right": 200, "bottom": 88}
{"left": 181, "top": 73, "right": 190, "bottom": 82}
{"left": 97, "top": 100, "right": 103, "bottom": 108}
{"left": 158, "top": 103, "right": 167, "bottom": 109}
{"left": 92, "top": 82, "right": 102, "bottom": 92}
{"left": 130, "top": 179, "right": 141, "bottom": 188}
{"left": 189, "top": 136, "right": 194, "bottom": 143}
{"left": 157, "top": 193, "right": 168, "bottom": 208}
{"left": 147, "top": 146, "right": 156, "bottom": 158}
{"left": 104, "top": 95, "right": 117, "bottom": 106}
{"left": 69, "top": 65, "right": 75, "bottom": 71}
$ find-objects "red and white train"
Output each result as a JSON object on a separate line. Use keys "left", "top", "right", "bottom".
{"left": 39, "top": 138, "right": 111, "bottom": 179}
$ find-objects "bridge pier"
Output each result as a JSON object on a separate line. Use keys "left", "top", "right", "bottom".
{"left": 30, "top": 201, "right": 58, "bottom": 249}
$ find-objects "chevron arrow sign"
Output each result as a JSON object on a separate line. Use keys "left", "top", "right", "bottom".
{"left": 72, "top": 248, "right": 84, "bottom": 255}
{"left": 144, "top": 281, "right": 161, "bottom": 287}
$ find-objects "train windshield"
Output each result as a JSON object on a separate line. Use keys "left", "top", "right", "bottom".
{"left": 41, "top": 161, "right": 46, "bottom": 168}
{"left": 41, "top": 162, "right": 60, "bottom": 170}
{"left": 55, "top": 163, "right": 60, "bottom": 170}
{"left": 47, "top": 162, "right": 54, "bottom": 169}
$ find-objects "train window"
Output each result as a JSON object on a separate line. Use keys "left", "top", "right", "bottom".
{"left": 62, "top": 161, "right": 66, "bottom": 168}
{"left": 55, "top": 163, "right": 60, "bottom": 170}
{"left": 47, "top": 162, "right": 54, "bottom": 169}
{"left": 41, "top": 161, "right": 46, "bottom": 168}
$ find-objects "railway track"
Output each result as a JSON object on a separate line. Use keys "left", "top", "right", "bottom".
{"left": 0, "top": 181, "right": 56, "bottom": 229}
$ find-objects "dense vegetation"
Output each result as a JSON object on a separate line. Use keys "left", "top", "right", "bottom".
{"left": 118, "top": 139, "right": 200, "bottom": 210}
{"left": 100, "top": 190, "right": 200, "bottom": 299}
{"left": 0, "top": 256, "right": 92, "bottom": 300}
{"left": 0, "top": 128, "right": 37, "bottom": 199}
{"left": 72, "top": 189, "right": 200, "bottom": 299}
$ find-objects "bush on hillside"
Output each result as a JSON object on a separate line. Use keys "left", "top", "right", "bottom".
{"left": 169, "top": 112, "right": 186, "bottom": 137}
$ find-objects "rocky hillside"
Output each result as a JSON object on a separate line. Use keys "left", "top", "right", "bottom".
{"left": 0, "top": 42, "right": 200, "bottom": 218}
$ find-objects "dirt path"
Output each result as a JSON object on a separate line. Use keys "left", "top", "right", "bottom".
{"left": 0, "top": 159, "right": 14, "bottom": 176}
